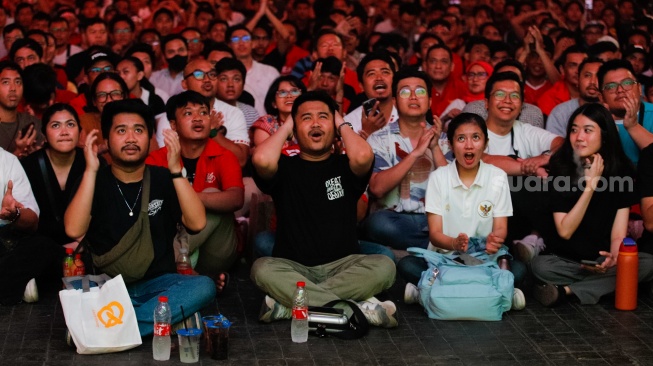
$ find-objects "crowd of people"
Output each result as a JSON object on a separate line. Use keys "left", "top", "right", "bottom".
{"left": 2, "top": 0, "right": 653, "bottom": 333}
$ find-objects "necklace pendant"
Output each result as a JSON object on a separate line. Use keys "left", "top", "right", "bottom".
{"left": 129, "top": 211, "right": 134, "bottom": 217}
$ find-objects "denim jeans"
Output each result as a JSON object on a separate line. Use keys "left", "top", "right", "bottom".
{"left": 362, "top": 210, "right": 429, "bottom": 250}
{"left": 127, "top": 273, "right": 216, "bottom": 336}
{"left": 398, "top": 255, "right": 526, "bottom": 288}
{"left": 253, "top": 230, "right": 396, "bottom": 262}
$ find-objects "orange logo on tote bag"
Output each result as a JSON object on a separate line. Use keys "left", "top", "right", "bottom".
{"left": 97, "top": 301, "right": 124, "bottom": 328}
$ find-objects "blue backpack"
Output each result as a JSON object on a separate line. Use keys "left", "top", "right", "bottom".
{"left": 409, "top": 245, "right": 514, "bottom": 321}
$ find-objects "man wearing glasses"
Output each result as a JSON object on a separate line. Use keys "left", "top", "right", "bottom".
{"left": 482, "top": 72, "right": 563, "bottom": 260}
{"left": 227, "top": 25, "right": 279, "bottom": 117}
{"left": 181, "top": 27, "right": 204, "bottom": 62}
{"left": 364, "top": 69, "right": 447, "bottom": 251}
{"left": 598, "top": 59, "right": 653, "bottom": 165}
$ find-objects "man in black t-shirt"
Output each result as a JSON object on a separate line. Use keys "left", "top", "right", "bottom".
{"left": 65, "top": 99, "right": 215, "bottom": 336}
{"left": 251, "top": 91, "right": 398, "bottom": 328}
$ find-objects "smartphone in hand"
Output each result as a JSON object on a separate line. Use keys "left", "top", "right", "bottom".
{"left": 362, "top": 98, "right": 378, "bottom": 117}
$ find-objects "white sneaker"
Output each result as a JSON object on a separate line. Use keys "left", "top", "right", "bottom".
{"left": 404, "top": 283, "right": 420, "bottom": 304}
{"left": 511, "top": 288, "right": 526, "bottom": 311}
{"left": 357, "top": 299, "right": 398, "bottom": 328}
{"left": 22, "top": 278, "right": 38, "bottom": 303}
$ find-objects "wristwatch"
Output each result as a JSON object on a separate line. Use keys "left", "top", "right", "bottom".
{"left": 170, "top": 171, "right": 185, "bottom": 179}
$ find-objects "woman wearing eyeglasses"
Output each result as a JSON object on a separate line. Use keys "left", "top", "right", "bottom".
{"left": 249, "top": 75, "right": 306, "bottom": 155}
{"left": 440, "top": 61, "right": 493, "bottom": 124}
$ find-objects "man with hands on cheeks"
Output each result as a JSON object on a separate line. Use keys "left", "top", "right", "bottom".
{"left": 250, "top": 91, "right": 398, "bottom": 328}
{"left": 597, "top": 59, "right": 653, "bottom": 166}
{"left": 364, "top": 68, "right": 448, "bottom": 251}
{"left": 64, "top": 99, "right": 216, "bottom": 336}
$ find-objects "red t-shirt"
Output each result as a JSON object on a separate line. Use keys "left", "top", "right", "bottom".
{"left": 524, "top": 80, "right": 553, "bottom": 106}
{"left": 431, "top": 78, "right": 467, "bottom": 117}
{"left": 537, "top": 80, "right": 571, "bottom": 116}
{"left": 146, "top": 139, "right": 244, "bottom": 193}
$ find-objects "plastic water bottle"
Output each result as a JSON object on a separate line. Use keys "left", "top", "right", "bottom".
{"left": 153, "top": 296, "right": 171, "bottom": 360}
{"left": 176, "top": 247, "right": 192, "bottom": 275}
{"left": 616, "top": 238, "right": 638, "bottom": 310}
{"left": 62, "top": 248, "right": 74, "bottom": 277}
{"left": 291, "top": 281, "right": 309, "bottom": 343}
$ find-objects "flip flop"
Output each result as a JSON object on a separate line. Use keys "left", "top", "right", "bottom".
{"left": 215, "top": 272, "right": 230, "bottom": 294}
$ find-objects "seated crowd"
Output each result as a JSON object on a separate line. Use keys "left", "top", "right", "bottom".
{"left": 3, "top": 0, "right": 653, "bottom": 332}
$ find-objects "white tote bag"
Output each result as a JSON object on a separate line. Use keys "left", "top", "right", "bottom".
{"left": 59, "top": 274, "right": 142, "bottom": 354}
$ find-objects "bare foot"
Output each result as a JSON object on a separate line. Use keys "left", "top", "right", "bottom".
{"left": 215, "top": 272, "right": 229, "bottom": 293}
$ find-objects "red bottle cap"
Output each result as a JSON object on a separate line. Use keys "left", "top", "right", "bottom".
{"left": 297, "top": 281, "right": 306, "bottom": 287}
{"left": 159, "top": 296, "right": 168, "bottom": 302}
{"left": 66, "top": 248, "right": 73, "bottom": 254}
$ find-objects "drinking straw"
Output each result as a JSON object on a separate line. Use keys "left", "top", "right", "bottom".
{"left": 180, "top": 306, "right": 195, "bottom": 360}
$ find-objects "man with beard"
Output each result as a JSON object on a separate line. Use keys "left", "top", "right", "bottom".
{"left": 156, "top": 59, "right": 250, "bottom": 167}
{"left": 150, "top": 34, "right": 189, "bottom": 97}
{"left": 250, "top": 91, "right": 398, "bottom": 328}
{"left": 598, "top": 59, "right": 653, "bottom": 165}
{"left": 344, "top": 51, "right": 397, "bottom": 139}
{"left": 64, "top": 99, "right": 216, "bottom": 335}
{"left": 0, "top": 61, "right": 44, "bottom": 157}
{"left": 147, "top": 91, "right": 243, "bottom": 283}
{"left": 547, "top": 58, "right": 604, "bottom": 137}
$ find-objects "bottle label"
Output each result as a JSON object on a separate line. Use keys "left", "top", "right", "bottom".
{"left": 292, "top": 306, "right": 308, "bottom": 320}
{"left": 154, "top": 322, "right": 171, "bottom": 336}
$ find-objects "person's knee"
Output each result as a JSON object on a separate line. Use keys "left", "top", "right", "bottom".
{"left": 250, "top": 257, "right": 275, "bottom": 285}
{"left": 186, "top": 275, "right": 217, "bottom": 306}
{"left": 366, "top": 255, "right": 397, "bottom": 287}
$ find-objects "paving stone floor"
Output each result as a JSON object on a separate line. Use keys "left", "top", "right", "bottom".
{"left": 2, "top": 260, "right": 653, "bottom": 366}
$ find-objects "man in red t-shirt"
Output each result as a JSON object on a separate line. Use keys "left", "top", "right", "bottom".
{"left": 147, "top": 90, "right": 244, "bottom": 279}
{"left": 537, "top": 45, "right": 586, "bottom": 116}
{"left": 423, "top": 44, "right": 466, "bottom": 117}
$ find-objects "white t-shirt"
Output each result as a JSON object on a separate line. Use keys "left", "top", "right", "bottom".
{"left": 425, "top": 160, "right": 512, "bottom": 239}
{"left": 155, "top": 97, "right": 250, "bottom": 147}
{"left": 150, "top": 69, "right": 185, "bottom": 98}
{"left": 244, "top": 60, "right": 280, "bottom": 116}
{"left": 0, "top": 148, "right": 39, "bottom": 226}
{"left": 485, "top": 120, "right": 557, "bottom": 158}
{"left": 344, "top": 104, "right": 398, "bottom": 133}
{"left": 53, "top": 44, "right": 83, "bottom": 66}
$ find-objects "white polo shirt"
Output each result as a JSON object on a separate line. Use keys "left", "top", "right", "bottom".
{"left": 425, "top": 160, "right": 512, "bottom": 239}
{"left": 344, "top": 104, "right": 398, "bottom": 133}
{"left": 0, "top": 148, "right": 39, "bottom": 226}
{"left": 485, "top": 120, "right": 557, "bottom": 158}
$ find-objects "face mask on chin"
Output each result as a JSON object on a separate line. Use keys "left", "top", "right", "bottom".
{"left": 166, "top": 55, "right": 188, "bottom": 72}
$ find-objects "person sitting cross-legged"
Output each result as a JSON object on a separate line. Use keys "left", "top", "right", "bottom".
{"left": 250, "top": 91, "right": 398, "bottom": 328}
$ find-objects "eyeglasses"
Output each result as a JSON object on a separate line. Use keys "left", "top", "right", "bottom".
{"left": 51, "top": 27, "right": 68, "bottom": 33}
{"left": 276, "top": 88, "right": 301, "bottom": 98}
{"left": 492, "top": 90, "right": 521, "bottom": 101}
{"left": 186, "top": 38, "right": 201, "bottom": 44}
{"left": 184, "top": 69, "right": 218, "bottom": 80}
{"left": 398, "top": 87, "right": 428, "bottom": 98}
{"left": 230, "top": 35, "right": 251, "bottom": 43}
{"left": 602, "top": 78, "right": 637, "bottom": 93}
{"left": 317, "top": 42, "right": 342, "bottom": 49}
{"left": 89, "top": 66, "right": 114, "bottom": 74}
{"left": 114, "top": 28, "right": 132, "bottom": 34}
{"left": 95, "top": 90, "right": 124, "bottom": 102}
{"left": 466, "top": 71, "right": 488, "bottom": 79}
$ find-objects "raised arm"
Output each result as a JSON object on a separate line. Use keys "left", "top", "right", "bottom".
{"left": 252, "top": 115, "right": 294, "bottom": 179}
{"left": 336, "top": 111, "right": 373, "bottom": 177}
{"left": 622, "top": 95, "right": 653, "bottom": 150}
{"left": 163, "top": 129, "right": 206, "bottom": 232}
{"left": 65, "top": 130, "right": 101, "bottom": 240}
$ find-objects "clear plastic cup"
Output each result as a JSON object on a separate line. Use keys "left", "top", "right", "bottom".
{"left": 177, "top": 328, "right": 201, "bottom": 363}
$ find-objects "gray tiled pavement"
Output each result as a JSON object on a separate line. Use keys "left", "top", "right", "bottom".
{"left": 3, "top": 260, "right": 653, "bottom": 365}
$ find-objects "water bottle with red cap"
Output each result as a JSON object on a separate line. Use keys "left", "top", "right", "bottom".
{"left": 291, "top": 281, "right": 308, "bottom": 343}
{"left": 615, "top": 238, "right": 638, "bottom": 310}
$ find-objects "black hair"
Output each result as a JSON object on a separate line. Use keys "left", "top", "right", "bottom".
{"left": 165, "top": 90, "right": 211, "bottom": 121}
{"left": 88, "top": 72, "right": 129, "bottom": 113}
{"left": 578, "top": 56, "right": 604, "bottom": 76}
{"left": 125, "top": 43, "right": 156, "bottom": 67}
{"left": 484, "top": 71, "right": 523, "bottom": 100}
{"left": 413, "top": 32, "right": 443, "bottom": 54}
{"left": 26, "top": 29, "right": 48, "bottom": 41}
{"left": 391, "top": 67, "right": 432, "bottom": 98}
{"left": 101, "top": 99, "right": 155, "bottom": 139}
{"left": 214, "top": 57, "right": 246, "bottom": 82}
{"left": 161, "top": 33, "right": 187, "bottom": 53}
{"left": 9, "top": 38, "right": 43, "bottom": 61}
{"left": 202, "top": 42, "right": 235, "bottom": 59}
{"left": 265, "top": 75, "right": 306, "bottom": 115}
{"left": 109, "top": 14, "right": 135, "bottom": 33}
{"left": 3, "top": 23, "right": 24, "bottom": 38}
{"left": 225, "top": 24, "right": 251, "bottom": 42}
{"left": 563, "top": 0, "right": 585, "bottom": 14}
{"left": 556, "top": 45, "right": 586, "bottom": 69}
{"left": 314, "top": 56, "right": 341, "bottom": 75}
{"left": 494, "top": 59, "right": 525, "bottom": 79}
{"left": 425, "top": 44, "right": 453, "bottom": 63}
{"left": 15, "top": 3, "right": 33, "bottom": 15}
{"left": 80, "top": 17, "right": 106, "bottom": 32}
{"left": 356, "top": 51, "right": 395, "bottom": 83}
{"left": 41, "top": 103, "right": 80, "bottom": 135}
{"left": 23, "top": 63, "right": 55, "bottom": 111}
{"left": 447, "top": 112, "right": 488, "bottom": 146}
{"left": 137, "top": 28, "right": 161, "bottom": 42}
{"left": 597, "top": 59, "right": 635, "bottom": 89}
{"left": 152, "top": 7, "right": 174, "bottom": 22}
{"left": 472, "top": 4, "right": 495, "bottom": 19}
{"left": 464, "top": 36, "right": 491, "bottom": 54}
{"left": 181, "top": 26, "right": 202, "bottom": 36}
{"left": 373, "top": 33, "right": 408, "bottom": 54}
{"left": 32, "top": 11, "right": 50, "bottom": 23}
{"left": 290, "top": 90, "right": 338, "bottom": 122}
{"left": 587, "top": 41, "right": 618, "bottom": 58}
{"left": 311, "top": 28, "right": 343, "bottom": 52}
{"left": 549, "top": 103, "right": 634, "bottom": 180}
{"left": 427, "top": 19, "right": 451, "bottom": 31}
{"left": 479, "top": 22, "right": 501, "bottom": 37}
{"left": 626, "top": 29, "right": 651, "bottom": 49}
{"left": 490, "top": 41, "right": 514, "bottom": 58}
{"left": 0, "top": 60, "right": 23, "bottom": 78}
{"left": 48, "top": 16, "right": 68, "bottom": 28}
